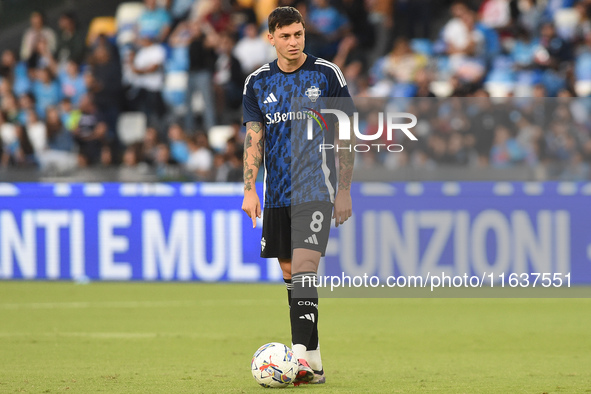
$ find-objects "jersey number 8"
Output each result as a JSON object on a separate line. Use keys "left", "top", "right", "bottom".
{"left": 310, "top": 211, "right": 324, "bottom": 233}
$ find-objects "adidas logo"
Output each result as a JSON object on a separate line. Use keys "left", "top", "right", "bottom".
{"left": 303, "top": 234, "right": 318, "bottom": 245}
{"left": 299, "top": 313, "right": 315, "bottom": 323}
{"left": 263, "top": 93, "right": 278, "bottom": 104}
{"left": 261, "top": 237, "right": 266, "bottom": 251}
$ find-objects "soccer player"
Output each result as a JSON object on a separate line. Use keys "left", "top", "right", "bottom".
{"left": 241, "top": 6, "right": 355, "bottom": 386}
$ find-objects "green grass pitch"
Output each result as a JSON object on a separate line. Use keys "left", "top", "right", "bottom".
{"left": 0, "top": 282, "right": 590, "bottom": 393}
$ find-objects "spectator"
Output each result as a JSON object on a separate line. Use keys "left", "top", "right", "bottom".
{"left": 170, "top": 0, "right": 195, "bottom": 26}
{"left": 535, "top": 22, "right": 573, "bottom": 69}
{"left": 60, "top": 98, "right": 76, "bottom": 130}
{"left": 59, "top": 60, "right": 86, "bottom": 106}
{"left": 478, "top": 0, "right": 511, "bottom": 30}
{"left": 490, "top": 125, "right": 526, "bottom": 168}
{"left": 185, "top": 132, "right": 214, "bottom": 180}
{"left": 517, "top": 0, "right": 543, "bottom": 35}
{"left": 1, "top": 123, "right": 35, "bottom": 168}
{"left": 167, "top": 123, "right": 190, "bottom": 164}
{"left": 185, "top": 20, "right": 218, "bottom": 133}
{"left": 203, "top": 0, "right": 233, "bottom": 34}
{"left": 381, "top": 38, "right": 428, "bottom": 84}
{"left": 1, "top": 92, "right": 20, "bottom": 123}
{"left": 1, "top": 50, "right": 31, "bottom": 97}
{"left": 32, "top": 68, "right": 61, "bottom": 119}
{"left": 140, "top": 127, "right": 160, "bottom": 165}
{"left": 128, "top": 35, "right": 167, "bottom": 128}
{"left": 446, "top": 132, "right": 471, "bottom": 165}
{"left": 20, "top": 11, "right": 57, "bottom": 61}
{"left": 510, "top": 28, "right": 538, "bottom": 68}
{"left": 213, "top": 32, "right": 245, "bottom": 119}
{"left": 233, "top": 23, "right": 274, "bottom": 74}
{"left": 0, "top": 50, "right": 17, "bottom": 83}
{"left": 341, "top": 0, "right": 375, "bottom": 49}
{"left": 55, "top": 12, "right": 87, "bottom": 66}
{"left": 25, "top": 109, "right": 48, "bottom": 155}
{"left": 45, "top": 106, "right": 75, "bottom": 152}
{"left": 119, "top": 143, "right": 151, "bottom": 180}
{"left": 137, "top": 0, "right": 172, "bottom": 42}
{"left": 0, "top": 110, "right": 18, "bottom": 162}
{"left": 560, "top": 151, "right": 590, "bottom": 180}
{"left": 27, "top": 36, "right": 57, "bottom": 72}
{"left": 17, "top": 93, "right": 36, "bottom": 125}
{"left": 154, "top": 142, "right": 180, "bottom": 179}
{"left": 71, "top": 94, "right": 107, "bottom": 166}
{"left": 306, "top": 0, "right": 350, "bottom": 59}
{"left": 443, "top": 6, "right": 495, "bottom": 82}
{"left": 87, "top": 42, "right": 122, "bottom": 143}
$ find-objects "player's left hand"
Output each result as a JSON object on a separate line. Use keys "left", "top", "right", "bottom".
{"left": 333, "top": 191, "right": 352, "bottom": 228}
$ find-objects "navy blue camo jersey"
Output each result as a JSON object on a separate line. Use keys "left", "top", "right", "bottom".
{"left": 243, "top": 54, "right": 355, "bottom": 208}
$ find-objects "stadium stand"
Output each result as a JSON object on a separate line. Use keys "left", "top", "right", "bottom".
{"left": 0, "top": 0, "right": 590, "bottom": 182}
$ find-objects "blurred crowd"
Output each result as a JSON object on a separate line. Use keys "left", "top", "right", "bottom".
{"left": 0, "top": 0, "right": 590, "bottom": 181}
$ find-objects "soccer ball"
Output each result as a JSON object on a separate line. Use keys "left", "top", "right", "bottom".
{"left": 251, "top": 342, "right": 298, "bottom": 388}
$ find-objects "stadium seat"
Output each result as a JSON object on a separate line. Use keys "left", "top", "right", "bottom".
{"left": 208, "top": 126, "right": 235, "bottom": 152}
{"left": 115, "top": 2, "right": 145, "bottom": 27}
{"left": 87, "top": 17, "right": 117, "bottom": 46}
{"left": 116, "top": 2, "right": 145, "bottom": 46}
{"left": 117, "top": 112, "right": 147, "bottom": 146}
{"left": 554, "top": 7, "right": 579, "bottom": 39}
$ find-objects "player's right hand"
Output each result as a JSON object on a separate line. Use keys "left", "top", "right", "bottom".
{"left": 242, "top": 192, "right": 261, "bottom": 228}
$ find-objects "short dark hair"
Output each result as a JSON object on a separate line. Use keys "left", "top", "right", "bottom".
{"left": 268, "top": 6, "right": 305, "bottom": 34}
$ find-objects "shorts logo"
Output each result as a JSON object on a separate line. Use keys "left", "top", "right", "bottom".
{"left": 305, "top": 86, "right": 321, "bottom": 102}
{"left": 261, "top": 237, "right": 266, "bottom": 251}
{"left": 303, "top": 234, "right": 319, "bottom": 245}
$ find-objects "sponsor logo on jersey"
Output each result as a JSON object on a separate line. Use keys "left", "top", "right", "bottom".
{"left": 265, "top": 110, "right": 313, "bottom": 125}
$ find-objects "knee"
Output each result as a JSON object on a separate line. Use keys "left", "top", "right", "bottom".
{"left": 292, "top": 259, "right": 317, "bottom": 274}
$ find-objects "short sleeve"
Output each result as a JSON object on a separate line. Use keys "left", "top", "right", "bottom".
{"left": 242, "top": 76, "right": 264, "bottom": 125}
{"left": 326, "top": 64, "right": 355, "bottom": 116}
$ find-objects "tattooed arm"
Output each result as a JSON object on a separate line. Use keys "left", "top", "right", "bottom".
{"left": 333, "top": 119, "right": 355, "bottom": 227}
{"left": 241, "top": 121, "right": 264, "bottom": 228}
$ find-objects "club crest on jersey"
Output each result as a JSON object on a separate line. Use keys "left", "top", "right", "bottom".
{"left": 305, "top": 86, "right": 321, "bottom": 102}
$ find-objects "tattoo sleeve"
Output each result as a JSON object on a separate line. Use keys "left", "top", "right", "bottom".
{"left": 336, "top": 119, "right": 355, "bottom": 191}
{"left": 243, "top": 121, "right": 264, "bottom": 192}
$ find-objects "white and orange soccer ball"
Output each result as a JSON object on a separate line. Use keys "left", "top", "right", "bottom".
{"left": 251, "top": 342, "right": 298, "bottom": 388}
